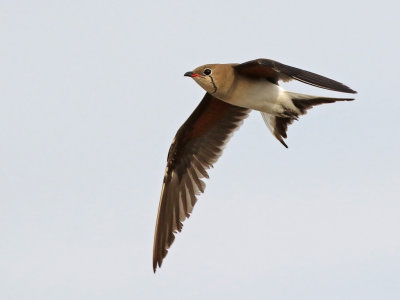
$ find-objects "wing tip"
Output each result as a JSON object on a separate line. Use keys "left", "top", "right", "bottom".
{"left": 153, "top": 258, "right": 161, "bottom": 273}
{"left": 153, "top": 259, "right": 157, "bottom": 273}
{"left": 343, "top": 87, "right": 357, "bottom": 94}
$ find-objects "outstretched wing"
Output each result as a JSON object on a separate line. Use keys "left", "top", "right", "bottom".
{"left": 234, "top": 58, "right": 357, "bottom": 94}
{"left": 153, "top": 93, "right": 250, "bottom": 272}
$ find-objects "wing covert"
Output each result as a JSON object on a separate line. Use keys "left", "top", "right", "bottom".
{"left": 234, "top": 58, "right": 357, "bottom": 94}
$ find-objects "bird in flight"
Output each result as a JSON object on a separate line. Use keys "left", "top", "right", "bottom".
{"left": 153, "top": 58, "right": 357, "bottom": 272}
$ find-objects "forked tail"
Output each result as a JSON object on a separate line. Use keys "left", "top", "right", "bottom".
{"left": 261, "top": 92, "right": 355, "bottom": 148}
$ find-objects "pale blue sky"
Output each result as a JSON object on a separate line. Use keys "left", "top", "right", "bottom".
{"left": 1, "top": 0, "right": 399, "bottom": 299}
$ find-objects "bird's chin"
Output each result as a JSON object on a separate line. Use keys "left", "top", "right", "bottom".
{"left": 193, "top": 80, "right": 211, "bottom": 92}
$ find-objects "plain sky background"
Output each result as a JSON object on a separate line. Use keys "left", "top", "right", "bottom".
{"left": 1, "top": 0, "right": 399, "bottom": 299}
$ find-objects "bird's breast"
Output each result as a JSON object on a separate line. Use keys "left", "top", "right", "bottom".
{"left": 217, "top": 77, "right": 286, "bottom": 114}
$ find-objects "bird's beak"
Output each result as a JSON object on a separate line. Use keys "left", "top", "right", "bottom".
{"left": 184, "top": 71, "right": 201, "bottom": 78}
{"left": 184, "top": 71, "right": 194, "bottom": 77}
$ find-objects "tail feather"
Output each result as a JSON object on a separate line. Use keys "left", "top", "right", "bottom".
{"left": 261, "top": 92, "right": 354, "bottom": 147}
{"left": 286, "top": 91, "right": 354, "bottom": 115}
{"left": 261, "top": 113, "right": 291, "bottom": 148}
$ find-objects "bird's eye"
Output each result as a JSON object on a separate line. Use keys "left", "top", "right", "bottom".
{"left": 203, "top": 68, "right": 212, "bottom": 75}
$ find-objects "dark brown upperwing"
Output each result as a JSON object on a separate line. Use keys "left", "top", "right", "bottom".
{"left": 234, "top": 58, "right": 357, "bottom": 94}
{"left": 153, "top": 93, "right": 250, "bottom": 272}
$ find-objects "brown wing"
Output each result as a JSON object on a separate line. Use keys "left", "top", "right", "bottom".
{"left": 234, "top": 58, "right": 357, "bottom": 94}
{"left": 153, "top": 93, "right": 250, "bottom": 272}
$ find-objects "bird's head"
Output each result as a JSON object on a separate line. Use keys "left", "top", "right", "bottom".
{"left": 184, "top": 64, "right": 235, "bottom": 96}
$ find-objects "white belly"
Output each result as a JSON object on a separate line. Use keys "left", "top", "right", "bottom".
{"left": 218, "top": 78, "right": 292, "bottom": 115}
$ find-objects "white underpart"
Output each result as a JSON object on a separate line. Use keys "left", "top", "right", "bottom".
{"left": 260, "top": 112, "right": 276, "bottom": 135}
{"left": 221, "top": 78, "right": 298, "bottom": 115}
{"left": 216, "top": 76, "right": 325, "bottom": 139}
